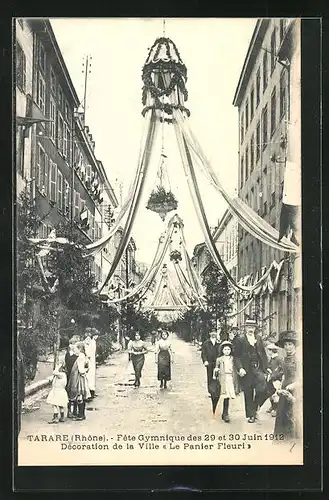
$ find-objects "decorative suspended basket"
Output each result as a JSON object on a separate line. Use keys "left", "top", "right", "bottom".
{"left": 169, "top": 250, "right": 182, "bottom": 264}
{"left": 146, "top": 185, "right": 178, "bottom": 221}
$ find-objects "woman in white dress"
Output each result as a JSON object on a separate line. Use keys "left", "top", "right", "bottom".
{"left": 213, "top": 341, "right": 240, "bottom": 422}
{"left": 47, "top": 363, "right": 69, "bottom": 424}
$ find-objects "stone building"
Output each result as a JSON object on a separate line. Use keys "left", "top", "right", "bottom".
{"left": 15, "top": 18, "right": 142, "bottom": 307}
{"left": 213, "top": 209, "right": 238, "bottom": 327}
{"left": 233, "top": 18, "right": 301, "bottom": 336}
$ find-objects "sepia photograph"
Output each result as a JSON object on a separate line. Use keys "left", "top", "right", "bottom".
{"left": 14, "top": 17, "right": 303, "bottom": 467}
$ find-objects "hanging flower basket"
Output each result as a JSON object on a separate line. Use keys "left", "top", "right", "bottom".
{"left": 169, "top": 250, "right": 182, "bottom": 264}
{"left": 146, "top": 186, "right": 178, "bottom": 221}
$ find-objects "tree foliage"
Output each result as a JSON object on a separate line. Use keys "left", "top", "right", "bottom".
{"left": 121, "top": 296, "right": 160, "bottom": 340}
{"left": 173, "top": 260, "right": 234, "bottom": 343}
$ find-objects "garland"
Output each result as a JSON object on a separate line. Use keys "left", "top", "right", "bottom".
{"left": 144, "top": 37, "right": 185, "bottom": 67}
{"left": 169, "top": 249, "right": 182, "bottom": 263}
{"left": 147, "top": 185, "right": 178, "bottom": 207}
{"left": 141, "top": 36, "right": 189, "bottom": 116}
{"left": 141, "top": 72, "right": 188, "bottom": 106}
{"left": 142, "top": 103, "right": 190, "bottom": 118}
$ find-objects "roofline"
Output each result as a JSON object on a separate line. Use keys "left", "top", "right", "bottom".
{"left": 97, "top": 161, "right": 119, "bottom": 208}
{"left": 213, "top": 208, "right": 234, "bottom": 241}
{"left": 232, "top": 19, "right": 270, "bottom": 108}
{"left": 75, "top": 119, "right": 119, "bottom": 208}
{"left": 31, "top": 19, "right": 81, "bottom": 107}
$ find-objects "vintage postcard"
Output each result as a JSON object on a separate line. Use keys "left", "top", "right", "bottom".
{"left": 15, "top": 17, "right": 303, "bottom": 467}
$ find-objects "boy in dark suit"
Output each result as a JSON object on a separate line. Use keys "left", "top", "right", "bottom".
{"left": 233, "top": 318, "right": 268, "bottom": 423}
{"left": 201, "top": 331, "right": 221, "bottom": 396}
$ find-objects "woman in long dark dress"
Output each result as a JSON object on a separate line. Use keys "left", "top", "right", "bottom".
{"left": 127, "top": 333, "right": 148, "bottom": 387}
{"left": 273, "top": 330, "right": 299, "bottom": 440}
{"left": 155, "top": 330, "right": 173, "bottom": 389}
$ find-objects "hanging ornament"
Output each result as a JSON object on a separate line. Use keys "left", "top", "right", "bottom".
{"left": 169, "top": 249, "right": 182, "bottom": 264}
{"left": 146, "top": 185, "right": 178, "bottom": 221}
{"left": 141, "top": 36, "right": 190, "bottom": 122}
{"left": 146, "top": 151, "right": 178, "bottom": 221}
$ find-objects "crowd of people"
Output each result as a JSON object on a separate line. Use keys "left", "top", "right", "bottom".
{"left": 46, "top": 328, "right": 99, "bottom": 424}
{"left": 201, "top": 318, "right": 300, "bottom": 441}
{"left": 18, "top": 319, "right": 300, "bottom": 442}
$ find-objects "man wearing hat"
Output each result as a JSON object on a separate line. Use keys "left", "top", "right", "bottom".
{"left": 232, "top": 318, "right": 268, "bottom": 423}
{"left": 201, "top": 331, "right": 221, "bottom": 396}
{"left": 273, "top": 330, "right": 299, "bottom": 440}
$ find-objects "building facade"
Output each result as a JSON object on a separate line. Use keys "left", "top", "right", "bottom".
{"left": 233, "top": 18, "right": 301, "bottom": 337}
{"left": 15, "top": 19, "right": 36, "bottom": 198}
{"left": 15, "top": 18, "right": 142, "bottom": 305}
{"left": 213, "top": 209, "right": 238, "bottom": 326}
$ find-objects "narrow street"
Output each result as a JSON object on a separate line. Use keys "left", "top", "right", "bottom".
{"left": 19, "top": 335, "right": 300, "bottom": 466}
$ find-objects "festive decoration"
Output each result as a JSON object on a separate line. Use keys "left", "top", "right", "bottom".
{"left": 169, "top": 249, "right": 182, "bottom": 263}
{"left": 146, "top": 185, "right": 178, "bottom": 221}
{"left": 141, "top": 37, "right": 190, "bottom": 121}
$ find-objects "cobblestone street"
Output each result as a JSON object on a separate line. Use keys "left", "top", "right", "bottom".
{"left": 18, "top": 335, "right": 301, "bottom": 466}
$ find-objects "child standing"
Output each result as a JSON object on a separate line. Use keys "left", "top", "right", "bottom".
{"left": 66, "top": 342, "right": 90, "bottom": 421}
{"left": 47, "top": 363, "right": 69, "bottom": 424}
{"left": 213, "top": 340, "right": 240, "bottom": 423}
{"left": 265, "top": 343, "right": 285, "bottom": 416}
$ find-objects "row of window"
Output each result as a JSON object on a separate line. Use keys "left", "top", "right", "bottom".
{"left": 16, "top": 43, "right": 26, "bottom": 93}
{"left": 36, "top": 143, "right": 71, "bottom": 213}
{"left": 36, "top": 142, "right": 101, "bottom": 241}
{"left": 38, "top": 40, "right": 71, "bottom": 122}
{"left": 218, "top": 228, "right": 238, "bottom": 263}
{"left": 240, "top": 20, "right": 288, "bottom": 144}
{"left": 240, "top": 74, "right": 288, "bottom": 187}
{"left": 37, "top": 71, "right": 73, "bottom": 159}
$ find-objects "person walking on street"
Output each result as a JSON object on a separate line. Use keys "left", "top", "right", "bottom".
{"left": 233, "top": 318, "right": 268, "bottom": 423}
{"left": 201, "top": 331, "right": 221, "bottom": 396}
{"left": 213, "top": 340, "right": 240, "bottom": 422}
{"left": 155, "top": 330, "right": 174, "bottom": 389}
{"left": 127, "top": 333, "right": 148, "bottom": 387}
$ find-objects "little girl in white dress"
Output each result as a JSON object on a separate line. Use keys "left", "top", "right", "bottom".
{"left": 47, "top": 363, "right": 69, "bottom": 424}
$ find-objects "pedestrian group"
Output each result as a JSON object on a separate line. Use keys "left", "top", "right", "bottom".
{"left": 44, "top": 319, "right": 299, "bottom": 440}
{"left": 47, "top": 328, "right": 98, "bottom": 424}
{"left": 201, "top": 318, "right": 299, "bottom": 441}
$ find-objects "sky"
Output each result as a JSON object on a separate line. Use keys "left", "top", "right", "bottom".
{"left": 50, "top": 18, "right": 256, "bottom": 265}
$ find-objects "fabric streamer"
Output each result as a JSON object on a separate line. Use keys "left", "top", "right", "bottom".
{"left": 173, "top": 118, "right": 278, "bottom": 295}
{"left": 85, "top": 109, "right": 156, "bottom": 255}
{"left": 174, "top": 109, "right": 299, "bottom": 254}
{"left": 99, "top": 110, "right": 159, "bottom": 292}
{"left": 106, "top": 221, "right": 175, "bottom": 303}
{"left": 226, "top": 296, "right": 254, "bottom": 318}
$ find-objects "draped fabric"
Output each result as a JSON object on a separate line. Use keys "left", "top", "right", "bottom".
{"left": 174, "top": 109, "right": 299, "bottom": 254}
{"left": 173, "top": 117, "right": 280, "bottom": 295}
{"left": 99, "top": 111, "right": 159, "bottom": 292}
{"left": 85, "top": 109, "right": 156, "bottom": 256}
{"left": 226, "top": 296, "right": 254, "bottom": 318}
{"left": 106, "top": 221, "right": 175, "bottom": 303}
{"left": 174, "top": 261, "right": 206, "bottom": 309}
